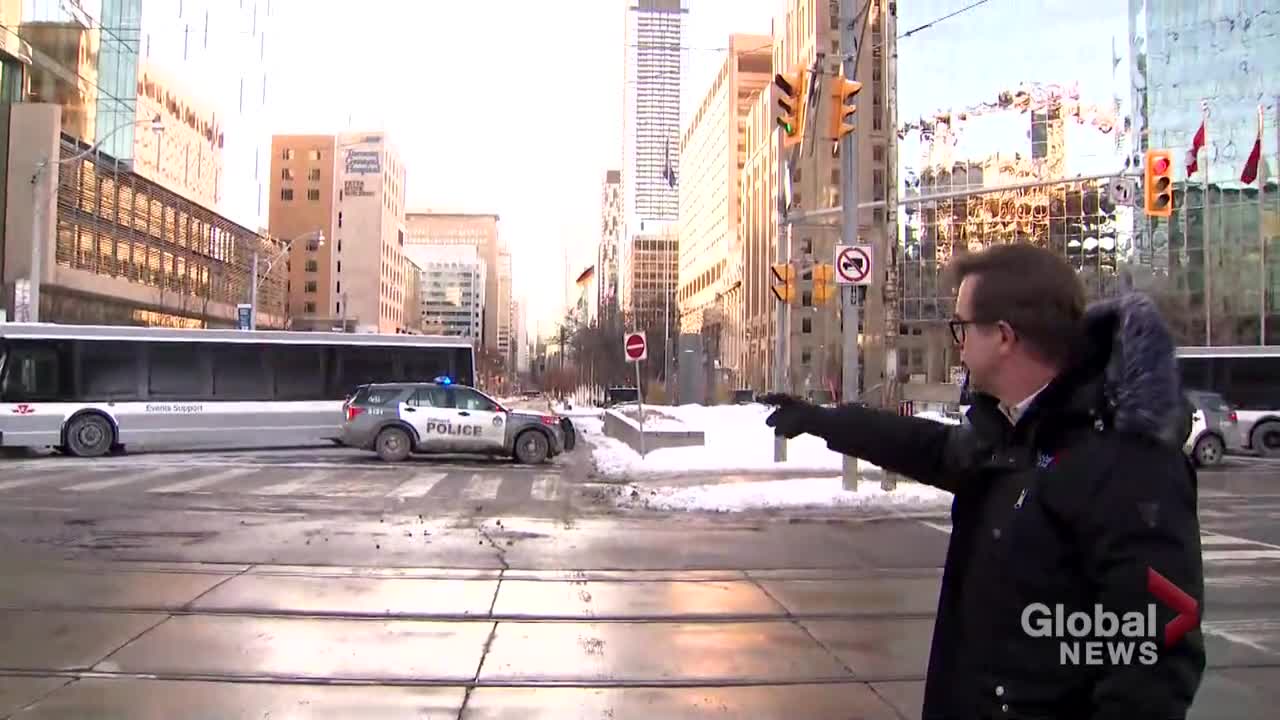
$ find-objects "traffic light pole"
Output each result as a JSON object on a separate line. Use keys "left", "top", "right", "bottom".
{"left": 773, "top": 158, "right": 793, "bottom": 462}
{"left": 839, "top": 0, "right": 861, "bottom": 491}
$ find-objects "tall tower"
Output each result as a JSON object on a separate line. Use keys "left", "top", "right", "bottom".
{"left": 621, "top": 0, "right": 687, "bottom": 300}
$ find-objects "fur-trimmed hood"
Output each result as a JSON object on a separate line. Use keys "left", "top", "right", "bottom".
{"left": 959, "top": 292, "right": 1187, "bottom": 444}
{"left": 1077, "top": 292, "right": 1186, "bottom": 444}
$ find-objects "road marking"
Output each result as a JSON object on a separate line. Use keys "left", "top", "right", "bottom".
{"left": 388, "top": 472, "right": 447, "bottom": 498}
{"left": 0, "top": 470, "right": 76, "bottom": 491}
{"left": 147, "top": 468, "right": 256, "bottom": 494}
{"left": 251, "top": 471, "right": 327, "bottom": 495}
{"left": 62, "top": 468, "right": 173, "bottom": 492}
{"left": 1202, "top": 549, "right": 1280, "bottom": 562}
{"left": 919, "top": 524, "right": 1280, "bottom": 561}
{"left": 1201, "top": 618, "right": 1280, "bottom": 654}
{"left": 920, "top": 521, "right": 952, "bottom": 534}
{"left": 460, "top": 474, "right": 502, "bottom": 501}
{"left": 531, "top": 474, "right": 559, "bottom": 501}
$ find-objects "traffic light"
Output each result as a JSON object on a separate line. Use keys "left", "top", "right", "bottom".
{"left": 812, "top": 263, "right": 836, "bottom": 304}
{"left": 770, "top": 262, "right": 796, "bottom": 304}
{"left": 1144, "top": 149, "right": 1174, "bottom": 217}
{"left": 774, "top": 66, "right": 809, "bottom": 149}
{"left": 827, "top": 74, "right": 862, "bottom": 144}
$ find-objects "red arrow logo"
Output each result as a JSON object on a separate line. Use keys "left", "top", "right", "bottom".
{"left": 1147, "top": 567, "right": 1199, "bottom": 647}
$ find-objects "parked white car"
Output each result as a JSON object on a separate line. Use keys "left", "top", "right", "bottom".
{"left": 1183, "top": 389, "right": 1241, "bottom": 467}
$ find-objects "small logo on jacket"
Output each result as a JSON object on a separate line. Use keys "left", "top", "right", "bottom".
{"left": 1036, "top": 452, "right": 1056, "bottom": 468}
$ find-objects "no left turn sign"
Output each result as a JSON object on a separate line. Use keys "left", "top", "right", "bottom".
{"left": 835, "top": 244, "right": 873, "bottom": 285}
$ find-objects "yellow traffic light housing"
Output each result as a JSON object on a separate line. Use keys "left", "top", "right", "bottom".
{"left": 770, "top": 262, "right": 796, "bottom": 304}
{"left": 1144, "top": 149, "right": 1174, "bottom": 218}
{"left": 812, "top": 263, "right": 836, "bottom": 304}
{"left": 774, "top": 67, "right": 809, "bottom": 149}
{"left": 827, "top": 75, "right": 862, "bottom": 143}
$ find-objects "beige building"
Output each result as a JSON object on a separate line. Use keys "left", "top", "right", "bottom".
{"left": 624, "top": 225, "right": 679, "bottom": 371}
{"left": 404, "top": 212, "right": 505, "bottom": 352}
{"left": 269, "top": 131, "right": 407, "bottom": 333}
{"left": 677, "top": 34, "right": 771, "bottom": 386}
{"left": 496, "top": 249, "right": 513, "bottom": 361}
{"left": 132, "top": 60, "right": 224, "bottom": 211}
{"left": 737, "top": 0, "right": 897, "bottom": 400}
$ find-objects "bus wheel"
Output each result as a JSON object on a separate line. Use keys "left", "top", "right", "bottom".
{"left": 65, "top": 414, "right": 114, "bottom": 458}
{"left": 375, "top": 427, "right": 412, "bottom": 462}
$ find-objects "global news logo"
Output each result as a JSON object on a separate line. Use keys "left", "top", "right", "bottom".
{"left": 1020, "top": 568, "right": 1199, "bottom": 666}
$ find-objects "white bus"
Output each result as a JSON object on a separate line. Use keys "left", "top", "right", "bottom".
{"left": 0, "top": 323, "right": 476, "bottom": 457}
{"left": 1176, "top": 345, "right": 1280, "bottom": 458}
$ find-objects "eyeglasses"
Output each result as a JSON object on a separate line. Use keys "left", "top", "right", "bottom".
{"left": 949, "top": 317, "right": 999, "bottom": 344}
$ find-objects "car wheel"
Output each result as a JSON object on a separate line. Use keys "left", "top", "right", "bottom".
{"left": 65, "top": 414, "right": 114, "bottom": 458}
{"left": 1193, "top": 434, "right": 1225, "bottom": 467}
{"left": 1251, "top": 421, "right": 1280, "bottom": 459}
{"left": 375, "top": 427, "right": 412, "bottom": 462}
{"left": 514, "top": 430, "right": 549, "bottom": 464}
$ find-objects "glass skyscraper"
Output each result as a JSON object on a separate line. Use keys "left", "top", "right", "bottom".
{"left": 1129, "top": 0, "right": 1280, "bottom": 345}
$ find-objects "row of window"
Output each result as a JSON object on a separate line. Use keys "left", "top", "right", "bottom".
{"left": 0, "top": 340, "right": 474, "bottom": 404}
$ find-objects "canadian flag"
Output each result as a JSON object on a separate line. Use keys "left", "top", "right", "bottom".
{"left": 1240, "top": 119, "right": 1263, "bottom": 185}
{"left": 1185, "top": 120, "right": 1206, "bottom": 177}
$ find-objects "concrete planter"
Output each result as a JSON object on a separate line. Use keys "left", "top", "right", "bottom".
{"left": 602, "top": 410, "right": 705, "bottom": 454}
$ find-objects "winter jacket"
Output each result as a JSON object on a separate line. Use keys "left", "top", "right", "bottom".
{"left": 794, "top": 293, "right": 1206, "bottom": 719}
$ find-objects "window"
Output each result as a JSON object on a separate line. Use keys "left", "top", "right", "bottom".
{"left": 801, "top": 349, "right": 812, "bottom": 365}
{"left": 309, "top": 150, "right": 321, "bottom": 161}
{"left": 305, "top": 259, "right": 318, "bottom": 272}
{"left": 212, "top": 344, "right": 272, "bottom": 399}
{"left": 410, "top": 386, "right": 450, "bottom": 407}
{"left": 307, "top": 188, "right": 320, "bottom": 201}
{"left": 148, "top": 344, "right": 208, "bottom": 398}
{"left": 281, "top": 168, "right": 293, "bottom": 180}
{"left": 308, "top": 168, "right": 321, "bottom": 181}
{"left": 338, "top": 211, "right": 343, "bottom": 228}
{"left": 280, "top": 188, "right": 293, "bottom": 201}
{"left": 304, "top": 281, "right": 318, "bottom": 293}
{"left": 75, "top": 341, "right": 141, "bottom": 400}
{"left": 334, "top": 347, "right": 395, "bottom": 395}
{"left": 281, "top": 148, "right": 294, "bottom": 160}
{"left": 802, "top": 317, "right": 812, "bottom": 333}
{"left": 873, "top": 145, "right": 885, "bottom": 162}
{"left": 802, "top": 290, "right": 812, "bottom": 306}
{"left": 273, "top": 346, "right": 326, "bottom": 400}
{"left": 0, "top": 341, "right": 67, "bottom": 402}
{"left": 337, "top": 260, "right": 342, "bottom": 273}
{"left": 454, "top": 388, "right": 498, "bottom": 412}
{"left": 303, "top": 301, "right": 317, "bottom": 313}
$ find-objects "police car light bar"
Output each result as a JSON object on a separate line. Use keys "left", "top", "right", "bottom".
{"left": 434, "top": 376, "right": 453, "bottom": 385}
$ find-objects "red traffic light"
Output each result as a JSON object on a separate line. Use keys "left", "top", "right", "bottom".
{"left": 1152, "top": 156, "right": 1170, "bottom": 174}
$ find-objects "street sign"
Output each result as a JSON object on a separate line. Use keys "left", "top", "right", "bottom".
{"left": 624, "top": 331, "right": 648, "bottom": 362}
{"left": 834, "top": 244, "right": 873, "bottom": 285}
{"left": 236, "top": 303, "right": 253, "bottom": 330}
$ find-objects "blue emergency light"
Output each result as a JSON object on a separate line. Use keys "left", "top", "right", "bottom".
{"left": 434, "top": 375, "right": 453, "bottom": 385}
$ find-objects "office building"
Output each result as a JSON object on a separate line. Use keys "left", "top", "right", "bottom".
{"left": 621, "top": 0, "right": 686, "bottom": 296}
{"left": 403, "top": 244, "right": 486, "bottom": 340}
{"left": 624, "top": 225, "right": 678, "bottom": 380}
{"left": 677, "top": 34, "right": 771, "bottom": 387}
{"left": 269, "top": 131, "right": 407, "bottom": 334}
{"left": 598, "top": 170, "right": 623, "bottom": 321}
{"left": 404, "top": 212, "right": 505, "bottom": 352}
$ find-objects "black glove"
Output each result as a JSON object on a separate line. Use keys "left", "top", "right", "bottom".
{"left": 759, "top": 393, "right": 820, "bottom": 439}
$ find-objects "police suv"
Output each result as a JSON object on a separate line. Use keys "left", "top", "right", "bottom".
{"left": 338, "top": 380, "right": 570, "bottom": 464}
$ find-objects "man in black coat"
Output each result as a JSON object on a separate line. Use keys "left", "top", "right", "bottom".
{"left": 762, "top": 244, "right": 1205, "bottom": 719}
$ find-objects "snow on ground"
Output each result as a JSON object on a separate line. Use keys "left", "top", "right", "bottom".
{"left": 576, "top": 402, "right": 961, "bottom": 481}
{"left": 613, "top": 476, "right": 954, "bottom": 513}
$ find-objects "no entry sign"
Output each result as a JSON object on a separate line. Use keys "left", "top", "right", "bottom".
{"left": 624, "top": 331, "right": 648, "bottom": 362}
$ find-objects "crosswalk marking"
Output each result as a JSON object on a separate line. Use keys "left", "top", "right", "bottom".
{"left": 0, "top": 469, "right": 68, "bottom": 492}
{"left": 460, "top": 473, "right": 502, "bottom": 501}
{"left": 388, "top": 472, "right": 447, "bottom": 498}
{"left": 147, "top": 468, "right": 256, "bottom": 494}
{"left": 252, "top": 471, "right": 328, "bottom": 496}
{"left": 63, "top": 468, "right": 172, "bottom": 492}
{"left": 920, "top": 521, "right": 1280, "bottom": 562}
{"left": 531, "top": 475, "right": 559, "bottom": 501}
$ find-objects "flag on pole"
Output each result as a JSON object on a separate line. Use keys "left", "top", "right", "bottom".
{"left": 1241, "top": 113, "right": 1264, "bottom": 184}
{"left": 1186, "top": 118, "right": 1206, "bottom": 177}
{"left": 662, "top": 141, "right": 677, "bottom": 189}
{"left": 574, "top": 265, "right": 595, "bottom": 288}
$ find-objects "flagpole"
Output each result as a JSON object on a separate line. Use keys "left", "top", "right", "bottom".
{"left": 1203, "top": 101, "right": 1213, "bottom": 346}
{"left": 1259, "top": 103, "right": 1267, "bottom": 343}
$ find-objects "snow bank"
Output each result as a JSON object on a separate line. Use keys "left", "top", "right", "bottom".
{"left": 615, "top": 476, "right": 954, "bottom": 512}
{"left": 576, "top": 402, "right": 964, "bottom": 480}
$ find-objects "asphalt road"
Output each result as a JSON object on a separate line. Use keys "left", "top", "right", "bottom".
{"left": 0, "top": 448, "right": 1275, "bottom": 718}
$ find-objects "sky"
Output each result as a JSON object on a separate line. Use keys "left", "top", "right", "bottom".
{"left": 257, "top": 0, "right": 1152, "bottom": 343}
{"left": 263, "top": 0, "right": 777, "bottom": 342}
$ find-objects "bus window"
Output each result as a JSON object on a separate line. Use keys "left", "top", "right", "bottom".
{"left": 75, "top": 340, "right": 142, "bottom": 400}
{"left": 451, "top": 347, "right": 475, "bottom": 386}
{"left": 0, "top": 341, "right": 67, "bottom": 402}
{"left": 272, "top": 345, "right": 327, "bottom": 401}
{"left": 148, "top": 343, "right": 211, "bottom": 398}
{"left": 211, "top": 344, "right": 272, "bottom": 400}
{"left": 400, "top": 348, "right": 449, "bottom": 383}
{"left": 334, "top": 347, "right": 395, "bottom": 397}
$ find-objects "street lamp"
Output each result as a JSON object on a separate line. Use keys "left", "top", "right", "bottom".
{"left": 249, "top": 229, "right": 324, "bottom": 330}
{"left": 24, "top": 114, "right": 164, "bottom": 323}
